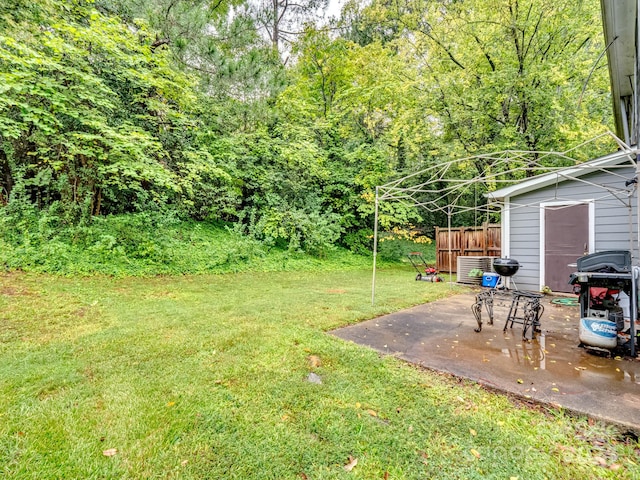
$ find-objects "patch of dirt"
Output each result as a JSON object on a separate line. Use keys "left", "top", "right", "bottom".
{"left": 326, "top": 289, "right": 347, "bottom": 294}
{"left": 0, "top": 286, "right": 31, "bottom": 296}
{"left": 37, "top": 384, "right": 63, "bottom": 401}
{"left": 145, "top": 291, "right": 176, "bottom": 298}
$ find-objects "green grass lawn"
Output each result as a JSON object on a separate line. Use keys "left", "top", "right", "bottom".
{"left": 1, "top": 267, "right": 638, "bottom": 479}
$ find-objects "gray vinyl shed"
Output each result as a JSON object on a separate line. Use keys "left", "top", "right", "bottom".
{"left": 487, "top": 149, "right": 638, "bottom": 293}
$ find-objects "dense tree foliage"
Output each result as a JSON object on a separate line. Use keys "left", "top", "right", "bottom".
{"left": 0, "top": 0, "right": 614, "bottom": 255}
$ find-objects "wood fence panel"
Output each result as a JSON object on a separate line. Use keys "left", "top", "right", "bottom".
{"left": 436, "top": 223, "right": 501, "bottom": 273}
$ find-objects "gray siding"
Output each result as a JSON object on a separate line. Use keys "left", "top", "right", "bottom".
{"left": 507, "top": 167, "right": 637, "bottom": 291}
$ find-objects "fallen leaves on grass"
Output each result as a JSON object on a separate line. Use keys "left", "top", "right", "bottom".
{"left": 102, "top": 448, "right": 118, "bottom": 457}
{"left": 307, "top": 355, "right": 322, "bottom": 368}
{"left": 344, "top": 456, "right": 358, "bottom": 471}
{"left": 555, "top": 444, "right": 576, "bottom": 454}
{"left": 470, "top": 448, "right": 481, "bottom": 459}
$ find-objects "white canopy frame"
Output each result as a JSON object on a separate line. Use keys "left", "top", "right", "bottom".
{"left": 371, "top": 132, "right": 640, "bottom": 305}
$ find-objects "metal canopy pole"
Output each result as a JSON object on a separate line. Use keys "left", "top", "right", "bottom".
{"left": 636, "top": 159, "right": 640, "bottom": 266}
{"left": 629, "top": 156, "right": 640, "bottom": 357}
{"left": 371, "top": 186, "right": 380, "bottom": 306}
{"left": 634, "top": 2, "right": 640, "bottom": 356}
{"left": 447, "top": 206, "right": 453, "bottom": 283}
{"left": 632, "top": 267, "right": 638, "bottom": 357}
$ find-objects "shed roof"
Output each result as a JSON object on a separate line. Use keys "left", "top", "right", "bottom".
{"left": 486, "top": 148, "right": 637, "bottom": 200}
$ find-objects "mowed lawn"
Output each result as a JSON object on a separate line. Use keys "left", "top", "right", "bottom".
{"left": 1, "top": 268, "right": 638, "bottom": 479}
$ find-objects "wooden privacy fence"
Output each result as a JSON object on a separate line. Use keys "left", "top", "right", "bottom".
{"left": 436, "top": 223, "right": 501, "bottom": 273}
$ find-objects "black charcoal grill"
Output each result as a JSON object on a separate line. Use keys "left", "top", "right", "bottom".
{"left": 493, "top": 257, "right": 520, "bottom": 277}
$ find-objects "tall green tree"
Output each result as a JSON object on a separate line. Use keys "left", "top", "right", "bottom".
{"left": 279, "top": 0, "right": 614, "bottom": 236}
{"left": 0, "top": 1, "right": 229, "bottom": 219}
{"left": 393, "top": 0, "right": 613, "bottom": 164}
{"left": 274, "top": 29, "right": 425, "bottom": 250}
{"left": 96, "top": 0, "right": 287, "bottom": 135}
{"left": 253, "top": 0, "right": 330, "bottom": 61}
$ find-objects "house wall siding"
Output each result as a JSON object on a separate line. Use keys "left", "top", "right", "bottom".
{"left": 507, "top": 167, "right": 637, "bottom": 291}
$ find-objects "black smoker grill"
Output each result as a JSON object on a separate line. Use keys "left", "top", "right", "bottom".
{"left": 569, "top": 250, "right": 637, "bottom": 356}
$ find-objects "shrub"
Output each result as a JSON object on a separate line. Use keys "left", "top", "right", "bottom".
{"left": 248, "top": 207, "right": 342, "bottom": 257}
{"left": 0, "top": 209, "right": 369, "bottom": 276}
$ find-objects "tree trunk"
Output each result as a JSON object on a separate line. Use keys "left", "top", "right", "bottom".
{"left": 0, "top": 149, "right": 12, "bottom": 204}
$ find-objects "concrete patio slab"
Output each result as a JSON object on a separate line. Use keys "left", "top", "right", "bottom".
{"left": 331, "top": 289, "right": 640, "bottom": 432}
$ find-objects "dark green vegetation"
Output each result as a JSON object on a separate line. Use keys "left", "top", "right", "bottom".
{"left": 0, "top": 208, "right": 436, "bottom": 276}
{"left": 0, "top": 0, "right": 615, "bottom": 266}
{"left": 2, "top": 270, "right": 639, "bottom": 479}
{"left": 0, "top": 212, "right": 377, "bottom": 276}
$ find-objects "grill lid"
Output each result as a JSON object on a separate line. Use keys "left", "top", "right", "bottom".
{"left": 576, "top": 250, "right": 631, "bottom": 273}
{"left": 493, "top": 257, "right": 520, "bottom": 277}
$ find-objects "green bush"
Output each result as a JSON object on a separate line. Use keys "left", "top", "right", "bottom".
{"left": 248, "top": 206, "right": 342, "bottom": 256}
{"left": 342, "top": 229, "right": 373, "bottom": 256}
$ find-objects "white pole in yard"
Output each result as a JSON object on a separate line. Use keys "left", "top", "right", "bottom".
{"left": 635, "top": 4, "right": 640, "bottom": 265}
{"left": 448, "top": 206, "right": 453, "bottom": 284}
{"left": 636, "top": 159, "right": 640, "bottom": 265}
{"left": 633, "top": 9, "right": 639, "bottom": 356}
{"left": 634, "top": 158, "right": 639, "bottom": 357}
{"left": 372, "top": 186, "right": 380, "bottom": 306}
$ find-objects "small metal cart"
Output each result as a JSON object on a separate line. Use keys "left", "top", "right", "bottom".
{"left": 472, "top": 257, "right": 544, "bottom": 340}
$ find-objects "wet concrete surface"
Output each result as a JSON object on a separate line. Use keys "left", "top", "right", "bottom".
{"left": 331, "top": 289, "right": 640, "bottom": 432}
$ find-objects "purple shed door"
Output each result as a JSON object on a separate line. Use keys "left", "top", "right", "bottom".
{"left": 544, "top": 204, "right": 589, "bottom": 293}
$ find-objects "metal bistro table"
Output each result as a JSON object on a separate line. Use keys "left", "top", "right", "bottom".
{"left": 472, "top": 288, "right": 544, "bottom": 340}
